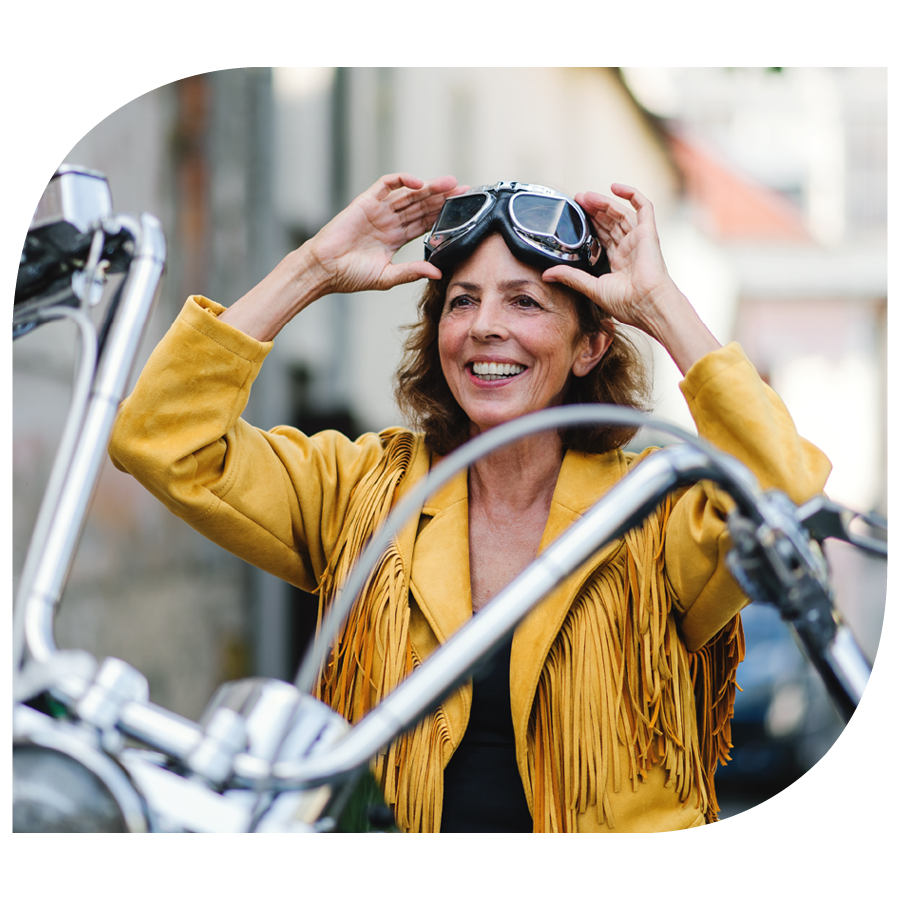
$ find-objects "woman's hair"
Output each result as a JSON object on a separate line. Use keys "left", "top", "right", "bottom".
{"left": 394, "top": 273, "right": 653, "bottom": 457}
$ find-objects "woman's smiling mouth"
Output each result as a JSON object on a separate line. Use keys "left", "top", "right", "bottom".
{"left": 469, "top": 361, "right": 527, "bottom": 382}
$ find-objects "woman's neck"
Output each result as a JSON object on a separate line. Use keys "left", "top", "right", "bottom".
{"left": 467, "top": 430, "right": 565, "bottom": 513}
{"left": 465, "top": 429, "right": 566, "bottom": 613}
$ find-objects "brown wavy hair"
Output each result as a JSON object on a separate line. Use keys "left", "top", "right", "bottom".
{"left": 394, "top": 275, "right": 653, "bottom": 457}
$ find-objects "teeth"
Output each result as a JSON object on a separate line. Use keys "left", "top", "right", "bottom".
{"left": 472, "top": 362, "right": 525, "bottom": 379}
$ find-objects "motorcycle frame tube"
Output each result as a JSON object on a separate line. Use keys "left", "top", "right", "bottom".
{"left": 13, "top": 228, "right": 108, "bottom": 667}
{"left": 16, "top": 213, "right": 166, "bottom": 667}
{"left": 13, "top": 305, "right": 98, "bottom": 654}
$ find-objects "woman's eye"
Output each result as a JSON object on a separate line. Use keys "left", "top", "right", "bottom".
{"left": 514, "top": 295, "right": 541, "bottom": 309}
{"left": 448, "top": 294, "right": 474, "bottom": 311}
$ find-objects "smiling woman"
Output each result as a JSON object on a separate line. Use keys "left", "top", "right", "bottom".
{"left": 108, "top": 173, "right": 832, "bottom": 832}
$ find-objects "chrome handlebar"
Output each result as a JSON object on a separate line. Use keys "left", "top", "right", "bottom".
{"left": 19, "top": 214, "right": 166, "bottom": 667}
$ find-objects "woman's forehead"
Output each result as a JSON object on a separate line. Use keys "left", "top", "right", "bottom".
{"left": 450, "top": 233, "right": 536, "bottom": 279}
{"left": 448, "top": 234, "right": 556, "bottom": 296}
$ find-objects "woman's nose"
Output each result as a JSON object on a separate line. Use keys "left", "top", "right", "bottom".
{"left": 469, "top": 297, "right": 508, "bottom": 341}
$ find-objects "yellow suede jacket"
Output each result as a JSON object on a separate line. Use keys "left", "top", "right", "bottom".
{"left": 108, "top": 296, "right": 832, "bottom": 833}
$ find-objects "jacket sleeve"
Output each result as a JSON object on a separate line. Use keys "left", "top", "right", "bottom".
{"left": 108, "top": 295, "right": 391, "bottom": 592}
{"left": 664, "top": 342, "right": 832, "bottom": 651}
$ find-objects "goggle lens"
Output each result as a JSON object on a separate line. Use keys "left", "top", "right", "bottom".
{"left": 433, "top": 192, "right": 490, "bottom": 233}
{"left": 510, "top": 194, "right": 584, "bottom": 247}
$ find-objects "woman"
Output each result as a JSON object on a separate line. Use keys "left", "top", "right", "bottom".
{"left": 109, "top": 173, "right": 830, "bottom": 833}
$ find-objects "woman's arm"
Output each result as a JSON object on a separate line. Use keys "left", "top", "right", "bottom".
{"left": 664, "top": 343, "right": 832, "bottom": 649}
{"left": 109, "top": 173, "right": 460, "bottom": 584}
{"left": 108, "top": 296, "right": 397, "bottom": 590}
{"left": 544, "top": 184, "right": 832, "bottom": 647}
{"left": 219, "top": 173, "right": 463, "bottom": 341}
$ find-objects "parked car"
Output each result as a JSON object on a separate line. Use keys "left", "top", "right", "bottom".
{"left": 717, "top": 602, "right": 844, "bottom": 794}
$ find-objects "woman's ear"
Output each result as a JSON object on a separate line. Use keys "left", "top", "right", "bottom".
{"left": 572, "top": 323, "right": 614, "bottom": 377}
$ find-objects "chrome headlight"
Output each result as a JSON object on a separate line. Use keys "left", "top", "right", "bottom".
{"left": 13, "top": 705, "right": 148, "bottom": 833}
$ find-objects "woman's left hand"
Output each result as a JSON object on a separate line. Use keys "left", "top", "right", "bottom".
{"left": 543, "top": 184, "right": 721, "bottom": 374}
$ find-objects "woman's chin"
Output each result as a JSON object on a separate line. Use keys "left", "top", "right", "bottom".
{"left": 466, "top": 406, "right": 538, "bottom": 436}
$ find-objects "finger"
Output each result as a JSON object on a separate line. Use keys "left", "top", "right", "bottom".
{"left": 391, "top": 174, "right": 458, "bottom": 205}
{"left": 543, "top": 266, "right": 616, "bottom": 318}
{"left": 610, "top": 184, "right": 656, "bottom": 225}
{"left": 592, "top": 224, "right": 614, "bottom": 247}
{"left": 588, "top": 216, "right": 628, "bottom": 250}
{"left": 379, "top": 260, "right": 443, "bottom": 290}
{"left": 577, "top": 190, "right": 632, "bottom": 220}
{"left": 399, "top": 209, "right": 446, "bottom": 238}
{"left": 373, "top": 172, "right": 427, "bottom": 201}
{"left": 390, "top": 196, "right": 457, "bottom": 240}
{"left": 542, "top": 265, "right": 601, "bottom": 300}
{"left": 394, "top": 186, "right": 455, "bottom": 220}
{"left": 393, "top": 181, "right": 470, "bottom": 236}
{"left": 577, "top": 191, "right": 635, "bottom": 239}
{"left": 394, "top": 212, "right": 444, "bottom": 245}
{"left": 390, "top": 177, "right": 461, "bottom": 218}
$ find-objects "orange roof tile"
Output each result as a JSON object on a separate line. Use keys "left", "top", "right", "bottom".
{"left": 668, "top": 132, "right": 810, "bottom": 242}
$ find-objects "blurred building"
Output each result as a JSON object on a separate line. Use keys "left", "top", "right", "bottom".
{"left": 623, "top": 68, "right": 886, "bottom": 512}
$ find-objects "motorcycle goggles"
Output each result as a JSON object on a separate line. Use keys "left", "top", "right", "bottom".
{"left": 424, "top": 181, "right": 610, "bottom": 277}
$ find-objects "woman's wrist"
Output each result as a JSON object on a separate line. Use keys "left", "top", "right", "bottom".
{"left": 219, "top": 243, "right": 333, "bottom": 342}
{"left": 636, "top": 281, "right": 721, "bottom": 375}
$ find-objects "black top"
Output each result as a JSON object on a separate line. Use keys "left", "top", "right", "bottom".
{"left": 439, "top": 632, "right": 533, "bottom": 833}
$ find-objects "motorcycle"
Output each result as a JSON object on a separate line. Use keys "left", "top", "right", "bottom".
{"left": 11, "top": 167, "right": 885, "bottom": 832}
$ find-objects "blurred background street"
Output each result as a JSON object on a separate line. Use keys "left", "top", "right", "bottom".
{"left": 11, "top": 67, "right": 887, "bottom": 821}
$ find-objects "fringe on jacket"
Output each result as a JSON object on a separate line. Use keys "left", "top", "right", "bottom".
{"left": 315, "top": 431, "right": 454, "bottom": 833}
{"left": 526, "top": 497, "right": 744, "bottom": 830}
{"left": 315, "top": 432, "right": 744, "bottom": 833}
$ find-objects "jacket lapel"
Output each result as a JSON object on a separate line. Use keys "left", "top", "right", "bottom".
{"left": 508, "top": 449, "right": 629, "bottom": 767}
{"left": 408, "top": 468, "right": 472, "bottom": 647}
{"left": 408, "top": 444, "right": 629, "bottom": 651}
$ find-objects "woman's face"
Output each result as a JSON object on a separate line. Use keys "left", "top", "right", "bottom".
{"left": 438, "top": 233, "right": 608, "bottom": 438}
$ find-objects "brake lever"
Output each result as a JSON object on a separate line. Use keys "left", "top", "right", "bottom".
{"left": 725, "top": 490, "right": 872, "bottom": 721}
{"left": 797, "top": 496, "right": 887, "bottom": 558}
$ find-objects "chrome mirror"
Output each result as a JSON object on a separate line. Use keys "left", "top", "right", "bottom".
{"left": 14, "top": 165, "right": 121, "bottom": 338}
{"left": 30, "top": 165, "right": 113, "bottom": 241}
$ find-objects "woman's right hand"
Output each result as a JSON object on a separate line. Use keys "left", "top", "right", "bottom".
{"left": 306, "top": 172, "right": 463, "bottom": 295}
{"left": 220, "top": 173, "right": 462, "bottom": 342}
